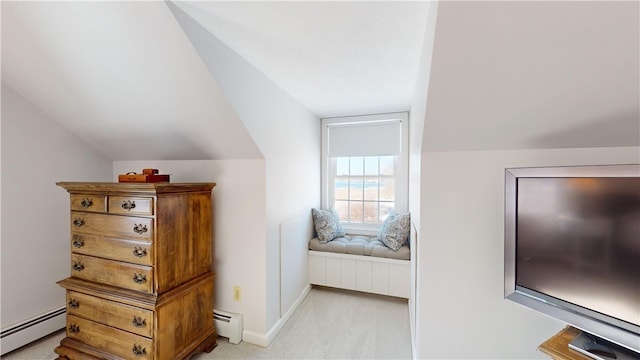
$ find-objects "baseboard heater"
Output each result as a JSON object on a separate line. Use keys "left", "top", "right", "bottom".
{"left": 213, "top": 309, "right": 243, "bottom": 344}
{"left": 1, "top": 306, "right": 66, "bottom": 355}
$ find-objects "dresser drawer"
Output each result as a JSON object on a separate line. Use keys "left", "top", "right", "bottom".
{"left": 66, "top": 314, "right": 153, "bottom": 360}
{"left": 109, "top": 196, "right": 154, "bottom": 216}
{"left": 71, "top": 234, "right": 153, "bottom": 266}
{"left": 71, "top": 254, "right": 153, "bottom": 293}
{"left": 70, "top": 212, "right": 152, "bottom": 240}
{"left": 66, "top": 291, "right": 153, "bottom": 337}
{"left": 70, "top": 195, "right": 106, "bottom": 213}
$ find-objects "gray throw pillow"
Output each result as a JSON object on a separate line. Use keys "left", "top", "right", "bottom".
{"left": 312, "top": 208, "right": 345, "bottom": 244}
{"left": 377, "top": 212, "right": 410, "bottom": 251}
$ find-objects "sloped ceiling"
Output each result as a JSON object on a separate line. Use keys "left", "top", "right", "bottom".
{"left": 1, "top": 1, "right": 430, "bottom": 161}
{"left": 2, "top": 1, "right": 638, "bottom": 159}
{"left": 1, "top": 1, "right": 262, "bottom": 160}
{"left": 172, "top": 1, "right": 431, "bottom": 118}
{"left": 423, "top": 1, "right": 640, "bottom": 152}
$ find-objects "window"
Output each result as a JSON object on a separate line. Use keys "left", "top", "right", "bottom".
{"left": 333, "top": 156, "right": 394, "bottom": 224}
{"left": 322, "top": 113, "right": 408, "bottom": 234}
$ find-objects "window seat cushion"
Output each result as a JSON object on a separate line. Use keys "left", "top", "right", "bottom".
{"left": 309, "top": 234, "right": 410, "bottom": 260}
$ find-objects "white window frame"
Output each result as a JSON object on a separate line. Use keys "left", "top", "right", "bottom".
{"left": 321, "top": 112, "right": 409, "bottom": 235}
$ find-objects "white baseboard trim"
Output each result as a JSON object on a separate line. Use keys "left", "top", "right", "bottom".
{"left": 241, "top": 284, "right": 311, "bottom": 347}
{"left": 409, "top": 297, "right": 416, "bottom": 359}
{"left": 1, "top": 306, "right": 66, "bottom": 355}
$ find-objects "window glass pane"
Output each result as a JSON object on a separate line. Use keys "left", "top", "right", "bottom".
{"left": 363, "top": 179, "right": 379, "bottom": 201}
{"left": 349, "top": 201, "right": 363, "bottom": 223}
{"left": 335, "top": 201, "right": 349, "bottom": 221}
{"left": 364, "top": 157, "right": 378, "bottom": 176}
{"left": 334, "top": 177, "right": 349, "bottom": 200}
{"left": 380, "top": 156, "right": 394, "bottom": 176}
{"left": 380, "top": 202, "right": 394, "bottom": 220}
{"left": 350, "top": 157, "right": 364, "bottom": 176}
{"left": 336, "top": 157, "right": 349, "bottom": 176}
{"left": 380, "top": 178, "right": 394, "bottom": 201}
{"left": 349, "top": 179, "right": 364, "bottom": 200}
{"left": 363, "top": 202, "right": 379, "bottom": 224}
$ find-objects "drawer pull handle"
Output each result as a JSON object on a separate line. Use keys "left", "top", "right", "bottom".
{"left": 132, "top": 316, "right": 147, "bottom": 328}
{"left": 68, "top": 299, "right": 80, "bottom": 309}
{"left": 80, "top": 198, "right": 93, "bottom": 208}
{"left": 68, "top": 324, "right": 80, "bottom": 334}
{"left": 72, "top": 236, "right": 85, "bottom": 248}
{"left": 72, "top": 261, "right": 85, "bottom": 271}
{"left": 132, "top": 344, "right": 147, "bottom": 356}
{"left": 132, "top": 273, "right": 147, "bottom": 284}
{"left": 122, "top": 200, "right": 136, "bottom": 211}
{"left": 133, "top": 247, "right": 148, "bottom": 258}
{"left": 72, "top": 218, "right": 85, "bottom": 227}
{"left": 133, "top": 224, "right": 148, "bottom": 234}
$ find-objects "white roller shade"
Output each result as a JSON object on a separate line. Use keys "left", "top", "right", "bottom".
{"left": 327, "top": 120, "right": 402, "bottom": 157}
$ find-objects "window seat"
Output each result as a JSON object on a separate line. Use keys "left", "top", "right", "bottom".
{"left": 309, "top": 234, "right": 410, "bottom": 260}
{"left": 309, "top": 234, "right": 410, "bottom": 299}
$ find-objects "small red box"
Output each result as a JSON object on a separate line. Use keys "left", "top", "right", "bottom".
{"left": 142, "top": 168, "right": 159, "bottom": 175}
{"left": 118, "top": 173, "right": 170, "bottom": 183}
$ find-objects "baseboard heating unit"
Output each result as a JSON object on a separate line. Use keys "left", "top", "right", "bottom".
{"left": 213, "top": 309, "right": 243, "bottom": 344}
{"left": 1, "top": 306, "right": 66, "bottom": 355}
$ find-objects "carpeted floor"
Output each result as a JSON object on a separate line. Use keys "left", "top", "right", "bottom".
{"left": 3, "top": 286, "right": 412, "bottom": 359}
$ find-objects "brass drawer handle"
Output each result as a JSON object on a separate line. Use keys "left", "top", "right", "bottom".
{"left": 68, "top": 324, "right": 80, "bottom": 334}
{"left": 72, "top": 261, "right": 84, "bottom": 271}
{"left": 72, "top": 218, "right": 85, "bottom": 227}
{"left": 68, "top": 299, "right": 80, "bottom": 309}
{"left": 132, "top": 273, "right": 147, "bottom": 284}
{"left": 122, "top": 200, "right": 136, "bottom": 211}
{"left": 80, "top": 198, "right": 93, "bottom": 208}
{"left": 132, "top": 247, "right": 147, "bottom": 258}
{"left": 133, "top": 224, "right": 148, "bottom": 235}
{"left": 132, "top": 344, "right": 147, "bottom": 356}
{"left": 132, "top": 316, "right": 147, "bottom": 328}
{"left": 72, "top": 236, "right": 85, "bottom": 248}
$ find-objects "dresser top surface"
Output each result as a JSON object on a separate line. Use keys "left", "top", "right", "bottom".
{"left": 57, "top": 182, "right": 216, "bottom": 194}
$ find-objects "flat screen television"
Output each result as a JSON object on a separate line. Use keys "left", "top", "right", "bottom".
{"left": 504, "top": 164, "right": 640, "bottom": 354}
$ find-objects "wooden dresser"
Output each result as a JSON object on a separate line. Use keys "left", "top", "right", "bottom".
{"left": 54, "top": 182, "right": 217, "bottom": 360}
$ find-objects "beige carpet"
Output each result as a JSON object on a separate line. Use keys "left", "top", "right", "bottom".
{"left": 3, "top": 286, "right": 412, "bottom": 360}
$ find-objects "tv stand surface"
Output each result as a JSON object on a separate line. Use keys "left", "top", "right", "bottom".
{"left": 539, "top": 326, "right": 592, "bottom": 360}
{"left": 540, "top": 326, "right": 640, "bottom": 360}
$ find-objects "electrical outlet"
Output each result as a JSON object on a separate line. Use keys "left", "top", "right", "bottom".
{"left": 233, "top": 286, "right": 241, "bottom": 302}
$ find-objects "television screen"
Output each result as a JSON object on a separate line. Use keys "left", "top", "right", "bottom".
{"left": 504, "top": 165, "right": 640, "bottom": 353}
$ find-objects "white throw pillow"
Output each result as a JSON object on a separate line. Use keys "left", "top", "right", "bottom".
{"left": 312, "top": 208, "right": 345, "bottom": 244}
{"left": 377, "top": 212, "right": 410, "bottom": 251}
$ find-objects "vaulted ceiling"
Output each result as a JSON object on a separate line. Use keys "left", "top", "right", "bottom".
{"left": 424, "top": 1, "right": 639, "bottom": 152}
{"left": 2, "top": 1, "right": 262, "bottom": 160}
{"left": 2, "top": 1, "right": 638, "bottom": 161}
{"left": 1, "top": 1, "right": 430, "bottom": 160}
{"left": 172, "top": 1, "right": 430, "bottom": 118}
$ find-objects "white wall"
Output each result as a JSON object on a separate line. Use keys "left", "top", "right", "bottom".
{"left": 168, "top": 2, "right": 321, "bottom": 343}
{"left": 416, "top": 146, "right": 640, "bottom": 359}
{"left": 408, "top": 1, "right": 439, "bottom": 351}
{"left": 112, "top": 160, "right": 266, "bottom": 338}
{"left": 1, "top": 84, "right": 112, "bottom": 348}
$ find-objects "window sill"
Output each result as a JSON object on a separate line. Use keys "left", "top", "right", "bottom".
{"left": 341, "top": 224, "right": 379, "bottom": 236}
